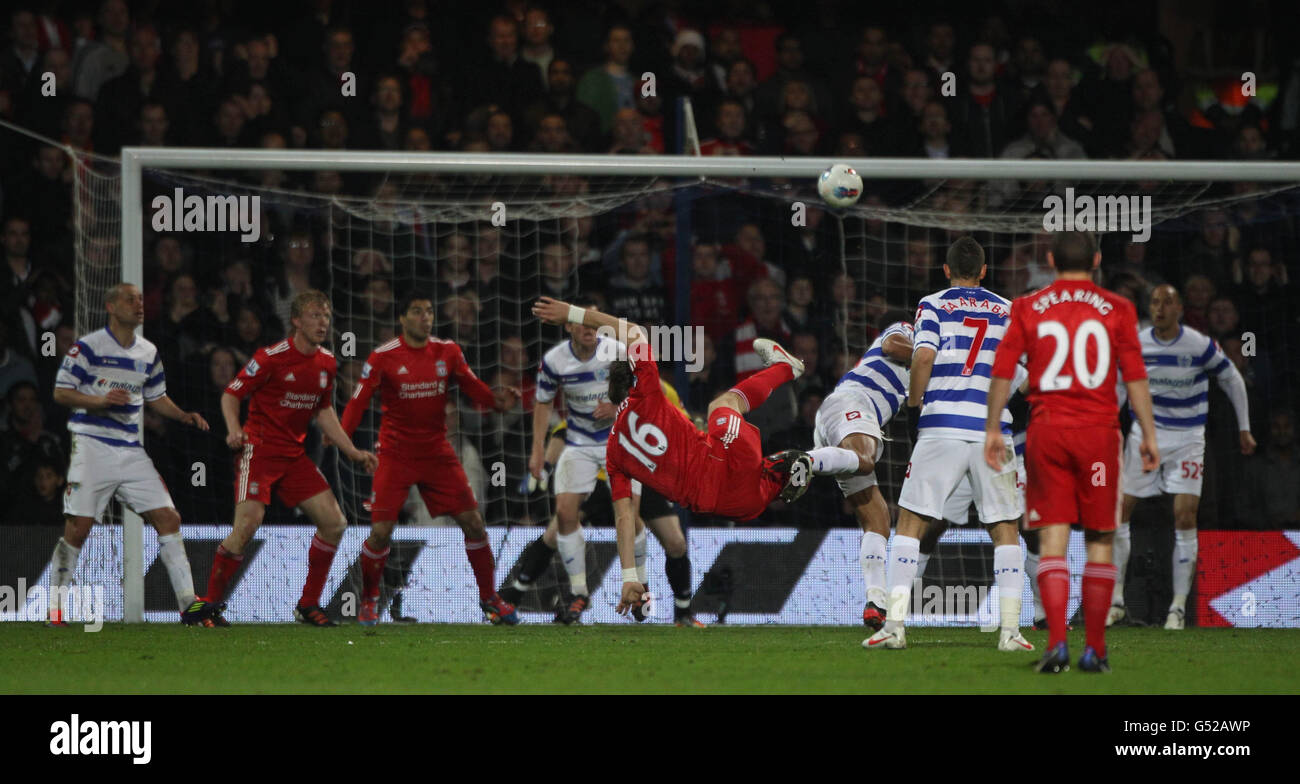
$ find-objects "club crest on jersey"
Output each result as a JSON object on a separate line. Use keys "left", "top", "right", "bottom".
{"left": 248, "top": 482, "right": 259, "bottom": 495}
{"left": 596, "top": 368, "right": 609, "bottom": 381}
{"left": 285, "top": 372, "right": 295, "bottom": 382}
{"left": 319, "top": 371, "right": 328, "bottom": 388}
{"left": 435, "top": 360, "right": 447, "bottom": 377}
{"left": 1178, "top": 354, "right": 1194, "bottom": 367}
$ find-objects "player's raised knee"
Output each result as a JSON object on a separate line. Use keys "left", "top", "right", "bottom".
{"left": 708, "top": 390, "right": 746, "bottom": 415}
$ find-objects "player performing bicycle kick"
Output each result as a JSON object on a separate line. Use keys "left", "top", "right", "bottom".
{"left": 530, "top": 296, "right": 875, "bottom": 616}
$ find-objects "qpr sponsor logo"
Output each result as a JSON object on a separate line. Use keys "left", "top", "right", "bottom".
{"left": 436, "top": 360, "right": 448, "bottom": 377}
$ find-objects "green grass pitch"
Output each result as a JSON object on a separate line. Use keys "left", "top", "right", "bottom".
{"left": 2, "top": 624, "right": 1296, "bottom": 694}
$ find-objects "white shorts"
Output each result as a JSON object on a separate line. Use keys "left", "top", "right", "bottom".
{"left": 553, "top": 443, "right": 608, "bottom": 496}
{"left": 1123, "top": 428, "right": 1205, "bottom": 498}
{"left": 813, "top": 385, "right": 886, "bottom": 497}
{"left": 942, "top": 456, "right": 1026, "bottom": 524}
{"left": 899, "top": 436, "right": 1019, "bottom": 524}
{"left": 63, "top": 435, "right": 175, "bottom": 521}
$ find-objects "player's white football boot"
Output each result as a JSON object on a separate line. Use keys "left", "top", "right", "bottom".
{"left": 863, "top": 626, "right": 906, "bottom": 650}
{"left": 1106, "top": 603, "right": 1127, "bottom": 627}
{"left": 752, "top": 338, "right": 804, "bottom": 379}
{"left": 997, "top": 629, "right": 1035, "bottom": 652}
{"left": 1164, "top": 607, "right": 1186, "bottom": 630}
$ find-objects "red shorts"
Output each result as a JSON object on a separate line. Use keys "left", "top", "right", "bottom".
{"left": 1023, "top": 424, "right": 1123, "bottom": 532}
{"left": 234, "top": 445, "right": 331, "bottom": 508}
{"left": 365, "top": 446, "right": 477, "bottom": 521}
{"left": 699, "top": 407, "right": 784, "bottom": 520}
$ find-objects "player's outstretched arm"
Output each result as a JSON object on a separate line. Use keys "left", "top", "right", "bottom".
{"left": 1124, "top": 378, "right": 1161, "bottom": 472}
{"left": 533, "top": 296, "right": 647, "bottom": 346}
{"left": 145, "top": 394, "right": 209, "bottom": 431}
{"left": 314, "top": 406, "right": 378, "bottom": 473}
{"left": 612, "top": 494, "right": 647, "bottom": 614}
{"left": 983, "top": 376, "right": 1013, "bottom": 470}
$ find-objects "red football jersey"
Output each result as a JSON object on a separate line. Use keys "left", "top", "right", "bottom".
{"left": 991, "top": 279, "right": 1146, "bottom": 427}
{"left": 226, "top": 338, "right": 337, "bottom": 456}
{"left": 341, "top": 335, "right": 496, "bottom": 459}
{"left": 606, "top": 342, "right": 713, "bottom": 510}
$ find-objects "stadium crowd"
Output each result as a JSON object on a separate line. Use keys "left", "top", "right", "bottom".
{"left": 0, "top": 0, "right": 1297, "bottom": 530}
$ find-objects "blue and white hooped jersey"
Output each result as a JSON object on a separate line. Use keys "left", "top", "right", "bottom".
{"left": 835, "top": 321, "right": 912, "bottom": 427}
{"left": 536, "top": 335, "right": 626, "bottom": 447}
{"left": 54, "top": 327, "right": 165, "bottom": 448}
{"left": 913, "top": 286, "right": 1015, "bottom": 441}
{"left": 1132, "top": 325, "right": 1245, "bottom": 434}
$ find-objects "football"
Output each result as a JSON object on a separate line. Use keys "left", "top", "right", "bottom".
{"left": 817, "top": 163, "right": 863, "bottom": 208}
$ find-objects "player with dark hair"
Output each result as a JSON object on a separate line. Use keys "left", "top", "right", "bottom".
{"left": 200, "top": 289, "right": 378, "bottom": 627}
{"left": 986, "top": 232, "right": 1159, "bottom": 673}
{"left": 811, "top": 308, "right": 914, "bottom": 631}
{"left": 531, "top": 296, "right": 859, "bottom": 616}
{"left": 870, "top": 236, "right": 1033, "bottom": 652}
{"left": 341, "top": 292, "right": 521, "bottom": 625}
{"left": 1109, "top": 283, "right": 1253, "bottom": 630}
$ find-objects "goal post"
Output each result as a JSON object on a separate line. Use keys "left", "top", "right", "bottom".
{"left": 105, "top": 147, "right": 1300, "bottom": 623}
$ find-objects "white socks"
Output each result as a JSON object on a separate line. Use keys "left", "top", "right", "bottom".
{"left": 993, "top": 544, "right": 1023, "bottom": 632}
{"left": 860, "top": 531, "right": 887, "bottom": 607}
{"left": 808, "top": 446, "right": 861, "bottom": 475}
{"left": 1024, "top": 550, "right": 1044, "bottom": 620}
{"left": 916, "top": 552, "right": 931, "bottom": 580}
{"left": 556, "top": 529, "right": 588, "bottom": 596}
{"left": 1172, "top": 528, "right": 1198, "bottom": 611}
{"left": 49, "top": 537, "right": 81, "bottom": 620}
{"left": 1112, "top": 521, "right": 1131, "bottom": 606}
{"left": 634, "top": 528, "right": 648, "bottom": 585}
{"left": 885, "top": 535, "right": 920, "bottom": 632}
{"left": 157, "top": 532, "right": 197, "bottom": 611}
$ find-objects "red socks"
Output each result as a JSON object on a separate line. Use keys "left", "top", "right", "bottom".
{"left": 730, "top": 363, "right": 794, "bottom": 411}
{"left": 465, "top": 536, "right": 495, "bottom": 600}
{"left": 1083, "top": 561, "right": 1117, "bottom": 656}
{"left": 203, "top": 545, "right": 243, "bottom": 603}
{"left": 1037, "top": 556, "right": 1070, "bottom": 649}
{"left": 360, "top": 540, "right": 390, "bottom": 601}
{"left": 300, "top": 534, "right": 338, "bottom": 608}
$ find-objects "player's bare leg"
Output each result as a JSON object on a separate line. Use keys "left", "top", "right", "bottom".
{"left": 643, "top": 512, "right": 700, "bottom": 626}
{"left": 138, "top": 505, "right": 210, "bottom": 625}
{"left": 293, "top": 490, "right": 349, "bottom": 627}
{"left": 865, "top": 508, "right": 927, "bottom": 650}
{"left": 449, "top": 508, "right": 519, "bottom": 625}
{"left": 1108, "top": 493, "right": 1140, "bottom": 626}
{"left": 1166, "top": 493, "right": 1199, "bottom": 630}
{"left": 987, "top": 519, "right": 1033, "bottom": 651}
{"left": 45, "top": 515, "right": 95, "bottom": 626}
{"left": 554, "top": 492, "right": 591, "bottom": 623}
